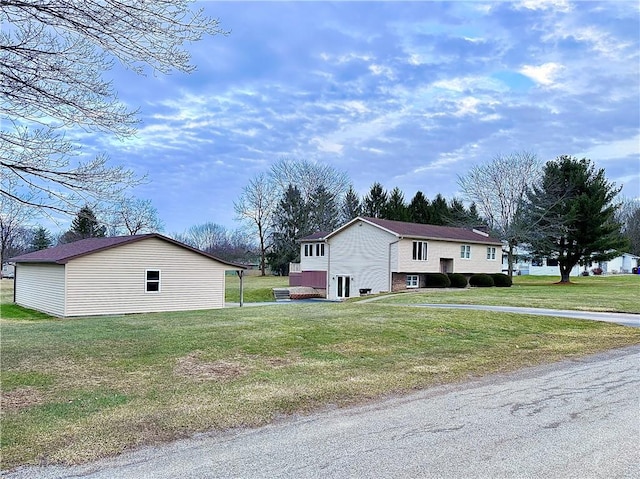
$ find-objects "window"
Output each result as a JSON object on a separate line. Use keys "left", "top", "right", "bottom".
{"left": 460, "top": 245, "right": 471, "bottom": 259}
{"left": 146, "top": 270, "right": 160, "bottom": 292}
{"left": 406, "top": 274, "right": 419, "bottom": 288}
{"left": 546, "top": 258, "right": 558, "bottom": 267}
{"left": 304, "top": 243, "right": 324, "bottom": 257}
{"left": 531, "top": 257, "right": 543, "bottom": 267}
{"left": 412, "top": 241, "right": 428, "bottom": 261}
{"left": 486, "top": 247, "right": 496, "bottom": 260}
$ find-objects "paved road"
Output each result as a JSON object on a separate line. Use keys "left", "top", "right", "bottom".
{"left": 6, "top": 346, "right": 639, "bottom": 479}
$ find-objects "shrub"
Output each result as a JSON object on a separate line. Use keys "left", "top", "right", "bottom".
{"left": 490, "top": 273, "right": 512, "bottom": 287}
{"left": 469, "top": 274, "right": 494, "bottom": 287}
{"left": 447, "top": 273, "right": 468, "bottom": 288}
{"left": 424, "top": 273, "right": 451, "bottom": 288}
{"left": 592, "top": 267, "right": 603, "bottom": 275}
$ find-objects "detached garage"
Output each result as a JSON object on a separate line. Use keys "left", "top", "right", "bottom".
{"left": 10, "top": 234, "right": 245, "bottom": 317}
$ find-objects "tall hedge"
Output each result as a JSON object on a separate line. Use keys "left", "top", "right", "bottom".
{"left": 424, "top": 273, "right": 451, "bottom": 288}
{"left": 490, "top": 273, "right": 512, "bottom": 287}
{"left": 469, "top": 274, "right": 494, "bottom": 287}
{"left": 447, "top": 273, "right": 468, "bottom": 288}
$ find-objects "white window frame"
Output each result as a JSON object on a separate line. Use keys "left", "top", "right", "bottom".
{"left": 412, "top": 241, "right": 428, "bottom": 261}
{"left": 316, "top": 243, "right": 325, "bottom": 257}
{"left": 145, "top": 269, "right": 161, "bottom": 293}
{"left": 486, "top": 247, "right": 496, "bottom": 260}
{"left": 406, "top": 274, "right": 419, "bottom": 288}
{"left": 460, "top": 245, "right": 471, "bottom": 259}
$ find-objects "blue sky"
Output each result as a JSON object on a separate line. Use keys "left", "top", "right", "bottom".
{"left": 79, "top": 0, "right": 639, "bottom": 234}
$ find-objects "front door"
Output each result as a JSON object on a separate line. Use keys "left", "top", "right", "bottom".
{"left": 337, "top": 275, "right": 351, "bottom": 299}
{"left": 440, "top": 258, "right": 453, "bottom": 274}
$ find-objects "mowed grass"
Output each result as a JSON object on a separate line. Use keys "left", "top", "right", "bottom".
{"left": 376, "top": 275, "right": 640, "bottom": 313}
{"left": 224, "top": 273, "right": 288, "bottom": 303}
{"left": 1, "top": 276, "right": 640, "bottom": 469}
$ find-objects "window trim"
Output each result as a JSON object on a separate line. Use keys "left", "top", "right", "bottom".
{"left": 486, "top": 247, "right": 496, "bottom": 260}
{"left": 145, "top": 269, "right": 161, "bottom": 293}
{"left": 406, "top": 274, "right": 419, "bottom": 288}
{"left": 460, "top": 244, "right": 471, "bottom": 259}
{"left": 412, "top": 241, "right": 428, "bottom": 261}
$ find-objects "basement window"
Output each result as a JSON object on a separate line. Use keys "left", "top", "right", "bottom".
{"left": 406, "top": 275, "right": 419, "bottom": 288}
{"left": 146, "top": 270, "right": 161, "bottom": 292}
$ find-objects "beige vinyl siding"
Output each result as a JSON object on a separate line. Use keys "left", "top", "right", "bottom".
{"left": 327, "top": 220, "right": 396, "bottom": 299}
{"left": 64, "top": 238, "right": 229, "bottom": 316}
{"left": 15, "top": 263, "right": 66, "bottom": 317}
{"left": 397, "top": 239, "right": 501, "bottom": 274}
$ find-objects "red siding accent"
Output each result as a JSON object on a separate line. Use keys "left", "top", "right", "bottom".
{"left": 300, "top": 270, "right": 327, "bottom": 289}
{"left": 289, "top": 272, "right": 302, "bottom": 286}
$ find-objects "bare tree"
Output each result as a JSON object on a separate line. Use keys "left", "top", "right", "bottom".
{"left": 616, "top": 197, "right": 640, "bottom": 256}
{"left": 110, "top": 197, "right": 164, "bottom": 235}
{"left": 1, "top": 0, "right": 225, "bottom": 214}
{"left": 234, "top": 173, "right": 276, "bottom": 276}
{"left": 269, "top": 158, "right": 351, "bottom": 202}
{"left": 458, "top": 151, "right": 541, "bottom": 277}
{"left": 175, "top": 223, "right": 257, "bottom": 264}
{"left": 1, "top": 182, "right": 35, "bottom": 264}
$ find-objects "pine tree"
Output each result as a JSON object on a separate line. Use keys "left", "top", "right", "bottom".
{"left": 525, "top": 156, "right": 627, "bottom": 283}
{"left": 268, "top": 185, "right": 310, "bottom": 276}
{"left": 362, "top": 182, "right": 388, "bottom": 218}
{"left": 384, "top": 187, "right": 408, "bottom": 221}
{"left": 428, "top": 194, "right": 449, "bottom": 226}
{"left": 30, "top": 226, "right": 52, "bottom": 251}
{"left": 309, "top": 185, "right": 340, "bottom": 232}
{"left": 341, "top": 186, "right": 362, "bottom": 224}
{"left": 60, "top": 205, "right": 106, "bottom": 243}
{"left": 408, "top": 191, "right": 430, "bottom": 224}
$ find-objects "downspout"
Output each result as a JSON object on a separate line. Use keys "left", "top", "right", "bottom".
{"left": 13, "top": 263, "right": 17, "bottom": 303}
{"left": 388, "top": 238, "right": 401, "bottom": 293}
{"left": 326, "top": 241, "right": 331, "bottom": 300}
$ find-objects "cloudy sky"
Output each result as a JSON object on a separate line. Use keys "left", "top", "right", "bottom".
{"left": 87, "top": 0, "right": 639, "bottom": 234}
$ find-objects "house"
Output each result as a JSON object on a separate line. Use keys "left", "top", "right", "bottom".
{"left": 502, "top": 249, "right": 639, "bottom": 276}
{"left": 10, "top": 234, "right": 245, "bottom": 317}
{"left": 597, "top": 253, "right": 639, "bottom": 274}
{"left": 289, "top": 217, "right": 503, "bottom": 300}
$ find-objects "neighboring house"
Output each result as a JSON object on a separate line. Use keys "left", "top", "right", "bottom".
{"left": 1, "top": 262, "right": 15, "bottom": 279}
{"left": 290, "top": 217, "right": 503, "bottom": 300}
{"left": 597, "top": 252, "right": 639, "bottom": 274}
{"left": 502, "top": 249, "right": 639, "bottom": 276}
{"left": 10, "top": 234, "right": 245, "bottom": 317}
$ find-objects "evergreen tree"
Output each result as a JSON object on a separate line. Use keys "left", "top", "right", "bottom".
{"left": 447, "top": 198, "right": 468, "bottom": 225}
{"left": 362, "top": 182, "right": 388, "bottom": 218}
{"left": 428, "top": 194, "right": 449, "bottom": 226}
{"left": 341, "top": 186, "right": 362, "bottom": 224}
{"left": 268, "top": 185, "right": 310, "bottom": 275}
{"left": 408, "top": 191, "right": 430, "bottom": 224}
{"left": 30, "top": 226, "right": 52, "bottom": 251}
{"left": 60, "top": 205, "right": 106, "bottom": 243}
{"left": 384, "top": 187, "right": 409, "bottom": 221}
{"left": 309, "top": 185, "right": 340, "bottom": 232}
{"left": 525, "top": 156, "right": 627, "bottom": 283}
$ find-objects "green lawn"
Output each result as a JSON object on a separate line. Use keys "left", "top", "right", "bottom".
{"left": 375, "top": 275, "right": 640, "bottom": 313}
{"left": 1, "top": 275, "right": 639, "bottom": 469}
{"left": 225, "top": 273, "right": 288, "bottom": 302}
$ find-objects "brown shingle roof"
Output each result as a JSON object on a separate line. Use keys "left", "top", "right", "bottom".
{"left": 298, "top": 231, "right": 330, "bottom": 242}
{"left": 337, "top": 217, "right": 502, "bottom": 245}
{"left": 10, "top": 234, "right": 246, "bottom": 268}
